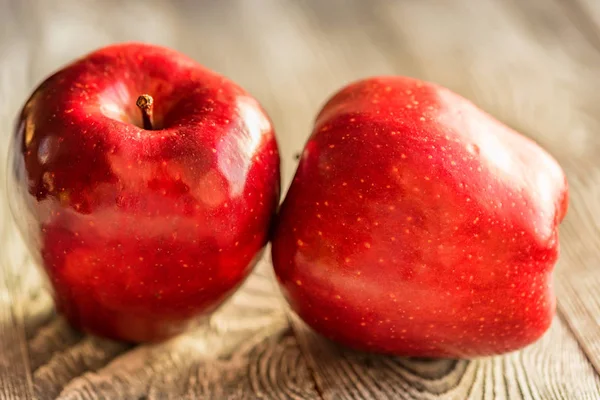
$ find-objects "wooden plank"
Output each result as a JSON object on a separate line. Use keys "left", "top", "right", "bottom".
{"left": 552, "top": 164, "right": 600, "bottom": 374}
{"left": 0, "top": 272, "right": 34, "bottom": 400}
{"left": 557, "top": 273, "right": 600, "bottom": 375}
{"left": 0, "top": 1, "right": 36, "bottom": 398}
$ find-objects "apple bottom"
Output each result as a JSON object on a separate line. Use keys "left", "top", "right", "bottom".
{"left": 40, "top": 224, "right": 262, "bottom": 343}
{"left": 280, "top": 277, "right": 556, "bottom": 358}
{"left": 48, "top": 271, "right": 246, "bottom": 343}
{"left": 55, "top": 292, "right": 214, "bottom": 342}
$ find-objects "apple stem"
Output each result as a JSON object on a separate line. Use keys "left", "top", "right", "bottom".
{"left": 136, "top": 94, "right": 154, "bottom": 130}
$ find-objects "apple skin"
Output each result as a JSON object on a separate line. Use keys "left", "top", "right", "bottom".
{"left": 271, "top": 76, "right": 568, "bottom": 358}
{"left": 8, "top": 43, "right": 280, "bottom": 342}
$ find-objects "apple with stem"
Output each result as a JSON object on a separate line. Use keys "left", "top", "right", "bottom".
{"left": 271, "top": 76, "right": 568, "bottom": 358}
{"left": 8, "top": 43, "right": 280, "bottom": 342}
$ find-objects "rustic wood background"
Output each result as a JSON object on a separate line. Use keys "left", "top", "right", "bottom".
{"left": 2, "top": 0, "right": 600, "bottom": 398}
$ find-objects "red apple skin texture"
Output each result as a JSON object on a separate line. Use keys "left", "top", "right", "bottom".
{"left": 271, "top": 76, "right": 568, "bottom": 358}
{"left": 9, "top": 43, "right": 280, "bottom": 342}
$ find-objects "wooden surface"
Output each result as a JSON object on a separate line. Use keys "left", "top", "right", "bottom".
{"left": 2, "top": 0, "right": 600, "bottom": 398}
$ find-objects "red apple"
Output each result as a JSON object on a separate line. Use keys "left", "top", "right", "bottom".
{"left": 271, "top": 76, "right": 568, "bottom": 358}
{"left": 8, "top": 43, "right": 280, "bottom": 342}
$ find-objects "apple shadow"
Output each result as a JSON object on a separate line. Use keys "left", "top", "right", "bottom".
{"left": 296, "top": 329, "right": 470, "bottom": 395}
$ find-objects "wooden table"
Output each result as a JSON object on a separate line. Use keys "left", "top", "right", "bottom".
{"left": 2, "top": 0, "right": 600, "bottom": 398}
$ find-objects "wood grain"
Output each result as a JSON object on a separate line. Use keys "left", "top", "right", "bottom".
{"left": 291, "top": 313, "right": 600, "bottom": 400}
{"left": 2, "top": 0, "right": 600, "bottom": 398}
{"left": 0, "top": 270, "right": 34, "bottom": 400}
